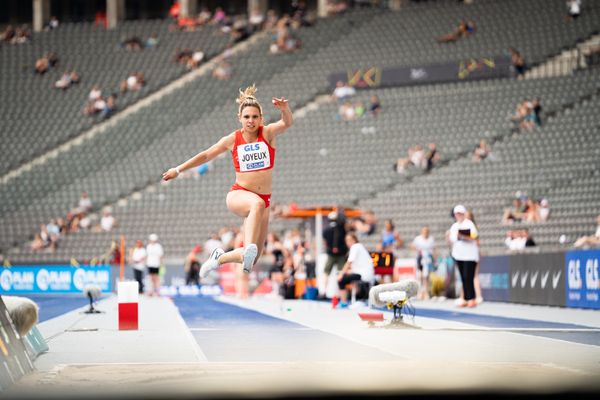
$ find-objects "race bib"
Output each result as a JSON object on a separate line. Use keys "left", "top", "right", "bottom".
{"left": 237, "top": 142, "right": 271, "bottom": 172}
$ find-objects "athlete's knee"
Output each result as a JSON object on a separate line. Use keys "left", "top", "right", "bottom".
{"left": 249, "top": 198, "right": 266, "bottom": 214}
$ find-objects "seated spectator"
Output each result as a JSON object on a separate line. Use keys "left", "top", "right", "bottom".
{"left": 34, "top": 56, "right": 50, "bottom": 75}
{"left": 94, "top": 11, "right": 108, "bottom": 29}
{"left": 523, "top": 198, "right": 541, "bottom": 223}
{"left": 173, "top": 48, "right": 193, "bottom": 65}
{"left": 509, "top": 47, "right": 527, "bottom": 77}
{"left": 1, "top": 25, "right": 16, "bottom": 43}
{"left": 264, "top": 9, "right": 280, "bottom": 31}
{"left": 121, "top": 36, "right": 143, "bottom": 51}
{"left": 472, "top": 139, "right": 492, "bottom": 162}
{"left": 338, "top": 101, "right": 356, "bottom": 121}
{"left": 211, "top": 7, "right": 226, "bottom": 26}
{"left": 511, "top": 99, "right": 539, "bottom": 132}
{"left": 539, "top": 198, "right": 550, "bottom": 221}
{"left": 354, "top": 102, "right": 366, "bottom": 119}
{"left": 395, "top": 145, "right": 424, "bottom": 173}
{"left": 46, "top": 218, "right": 61, "bottom": 245}
{"left": 369, "top": 95, "right": 381, "bottom": 117}
{"left": 326, "top": 0, "right": 349, "bottom": 16}
{"left": 146, "top": 33, "right": 159, "bottom": 49}
{"left": 46, "top": 16, "right": 60, "bottom": 31}
{"left": 187, "top": 49, "right": 205, "bottom": 70}
{"left": 436, "top": 20, "right": 476, "bottom": 43}
{"left": 425, "top": 142, "right": 440, "bottom": 172}
{"left": 335, "top": 233, "right": 375, "bottom": 308}
{"left": 78, "top": 192, "right": 93, "bottom": 212}
{"left": 120, "top": 72, "right": 145, "bottom": 93}
{"left": 89, "top": 85, "right": 102, "bottom": 101}
{"left": 197, "top": 8, "right": 212, "bottom": 26}
{"left": 95, "top": 207, "right": 117, "bottom": 232}
{"left": 30, "top": 234, "right": 45, "bottom": 252}
{"left": 505, "top": 229, "right": 536, "bottom": 251}
{"left": 532, "top": 97, "right": 543, "bottom": 126}
{"left": 502, "top": 196, "right": 527, "bottom": 225}
{"left": 566, "top": 0, "right": 582, "bottom": 20}
{"left": 249, "top": 7, "right": 265, "bottom": 33}
{"left": 212, "top": 60, "right": 232, "bottom": 80}
{"left": 380, "top": 219, "right": 404, "bottom": 253}
{"left": 54, "top": 70, "right": 80, "bottom": 90}
{"left": 573, "top": 214, "right": 600, "bottom": 248}
{"left": 79, "top": 212, "right": 91, "bottom": 230}
{"left": 10, "top": 25, "right": 30, "bottom": 44}
{"left": 332, "top": 81, "right": 356, "bottom": 103}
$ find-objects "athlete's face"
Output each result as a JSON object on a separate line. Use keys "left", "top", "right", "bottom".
{"left": 238, "top": 106, "right": 262, "bottom": 133}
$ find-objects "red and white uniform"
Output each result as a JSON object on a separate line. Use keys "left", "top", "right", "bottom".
{"left": 231, "top": 126, "right": 276, "bottom": 172}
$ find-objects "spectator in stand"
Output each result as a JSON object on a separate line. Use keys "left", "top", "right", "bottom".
{"left": 436, "top": 20, "right": 476, "bottom": 43}
{"left": 187, "top": 48, "right": 205, "bottom": 70}
{"left": 369, "top": 95, "right": 381, "bottom": 117}
{"left": 449, "top": 205, "right": 479, "bottom": 308}
{"left": 79, "top": 212, "right": 91, "bottom": 230}
{"left": 89, "top": 85, "right": 102, "bottom": 102}
{"left": 128, "top": 240, "right": 146, "bottom": 294}
{"left": 338, "top": 101, "right": 355, "bottom": 121}
{"left": 322, "top": 210, "right": 348, "bottom": 299}
{"left": 265, "top": 232, "right": 288, "bottom": 298}
{"left": 524, "top": 198, "right": 541, "bottom": 223}
{"left": 509, "top": 47, "right": 527, "bottom": 77}
{"left": 574, "top": 215, "right": 600, "bottom": 248}
{"left": 332, "top": 81, "right": 356, "bottom": 103}
{"left": 121, "top": 36, "right": 143, "bottom": 51}
{"left": 46, "top": 16, "right": 60, "bottom": 30}
{"left": 326, "top": 0, "right": 349, "bottom": 16}
{"left": 566, "top": 0, "right": 582, "bottom": 21}
{"left": 505, "top": 229, "right": 536, "bottom": 251}
{"left": 10, "top": 25, "right": 30, "bottom": 44}
{"left": 425, "top": 142, "right": 440, "bottom": 172}
{"left": 1, "top": 25, "right": 16, "bottom": 43}
{"left": 197, "top": 7, "right": 212, "bottom": 26}
{"left": 335, "top": 233, "right": 375, "bottom": 308}
{"left": 98, "top": 207, "right": 117, "bottom": 232}
{"left": 212, "top": 60, "right": 232, "bottom": 80}
{"left": 54, "top": 70, "right": 80, "bottom": 90}
{"left": 380, "top": 219, "right": 404, "bottom": 253}
{"left": 30, "top": 234, "right": 45, "bottom": 252}
{"left": 146, "top": 234, "right": 163, "bottom": 297}
{"left": 472, "top": 139, "right": 492, "bottom": 163}
{"left": 532, "top": 97, "right": 543, "bottom": 126}
{"left": 146, "top": 33, "right": 159, "bottom": 49}
{"left": 120, "top": 72, "right": 146, "bottom": 93}
{"left": 411, "top": 226, "right": 435, "bottom": 300}
{"left": 502, "top": 195, "right": 527, "bottom": 225}
{"left": 46, "top": 218, "right": 61, "bottom": 246}
{"left": 539, "top": 198, "right": 550, "bottom": 222}
{"left": 211, "top": 7, "right": 226, "bottom": 26}
{"left": 78, "top": 192, "right": 92, "bottom": 212}
{"left": 184, "top": 245, "right": 203, "bottom": 286}
{"left": 34, "top": 56, "right": 50, "bottom": 75}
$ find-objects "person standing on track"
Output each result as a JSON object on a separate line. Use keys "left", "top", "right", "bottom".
{"left": 162, "top": 85, "right": 293, "bottom": 277}
{"left": 449, "top": 205, "right": 479, "bottom": 308}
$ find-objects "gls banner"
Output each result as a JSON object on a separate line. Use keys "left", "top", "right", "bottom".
{"left": 509, "top": 253, "right": 565, "bottom": 306}
{"left": 566, "top": 249, "right": 600, "bottom": 310}
{"left": 0, "top": 265, "right": 111, "bottom": 294}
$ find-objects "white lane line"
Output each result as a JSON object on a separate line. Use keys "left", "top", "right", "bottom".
{"left": 169, "top": 299, "right": 209, "bottom": 363}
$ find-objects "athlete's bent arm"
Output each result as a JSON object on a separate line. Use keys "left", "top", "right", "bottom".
{"left": 162, "top": 134, "right": 233, "bottom": 181}
{"left": 264, "top": 97, "right": 293, "bottom": 140}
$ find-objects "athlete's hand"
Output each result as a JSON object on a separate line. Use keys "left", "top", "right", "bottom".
{"left": 162, "top": 168, "right": 179, "bottom": 181}
{"left": 272, "top": 97, "right": 289, "bottom": 110}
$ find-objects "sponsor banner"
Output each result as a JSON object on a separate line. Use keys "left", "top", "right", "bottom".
{"left": 509, "top": 253, "right": 565, "bottom": 306}
{"left": 479, "top": 256, "right": 510, "bottom": 302}
{"left": 565, "top": 249, "right": 600, "bottom": 310}
{"left": 328, "top": 55, "right": 511, "bottom": 89}
{"left": 0, "top": 265, "right": 111, "bottom": 294}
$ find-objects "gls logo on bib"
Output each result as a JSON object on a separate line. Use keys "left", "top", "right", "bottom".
{"left": 237, "top": 142, "right": 271, "bottom": 172}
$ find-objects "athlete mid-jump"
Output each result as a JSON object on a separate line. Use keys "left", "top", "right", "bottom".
{"left": 162, "top": 85, "right": 293, "bottom": 277}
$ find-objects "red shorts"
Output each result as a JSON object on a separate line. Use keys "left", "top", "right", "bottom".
{"left": 230, "top": 183, "right": 271, "bottom": 208}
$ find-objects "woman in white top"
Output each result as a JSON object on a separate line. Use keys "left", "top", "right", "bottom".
{"left": 129, "top": 240, "right": 146, "bottom": 294}
{"left": 449, "top": 205, "right": 479, "bottom": 308}
{"left": 145, "top": 234, "right": 164, "bottom": 296}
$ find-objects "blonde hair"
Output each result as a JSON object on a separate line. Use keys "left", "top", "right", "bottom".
{"left": 237, "top": 84, "right": 262, "bottom": 115}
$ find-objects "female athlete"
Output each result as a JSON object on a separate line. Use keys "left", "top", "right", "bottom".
{"left": 162, "top": 85, "right": 293, "bottom": 276}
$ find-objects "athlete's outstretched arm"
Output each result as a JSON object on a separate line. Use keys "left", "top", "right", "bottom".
{"left": 264, "top": 97, "right": 293, "bottom": 140}
{"left": 162, "top": 134, "right": 233, "bottom": 181}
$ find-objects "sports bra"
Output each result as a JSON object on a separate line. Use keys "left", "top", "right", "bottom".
{"left": 231, "top": 126, "right": 276, "bottom": 173}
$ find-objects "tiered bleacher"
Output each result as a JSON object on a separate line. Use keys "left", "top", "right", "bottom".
{"left": 2, "top": 0, "right": 600, "bottom": 263}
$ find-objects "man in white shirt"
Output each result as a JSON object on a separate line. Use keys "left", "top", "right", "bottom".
{"left": 146, "top": 234, "right": 164, "bottom": 296}
{"left": 411, "top": 226, "right": 435, "bottom": 300}
{"left": 448, "top": 205, "right": 479, "bottom": 308}
{"left": 336, "top": 233, "right": 375, "bottom": 308}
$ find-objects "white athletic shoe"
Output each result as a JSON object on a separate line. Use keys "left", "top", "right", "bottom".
{"left": 200, "top": 248, "right": 225, "bottom": 279}
{"left": 242, "top": 244, "right": 258, "bottom": 274}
